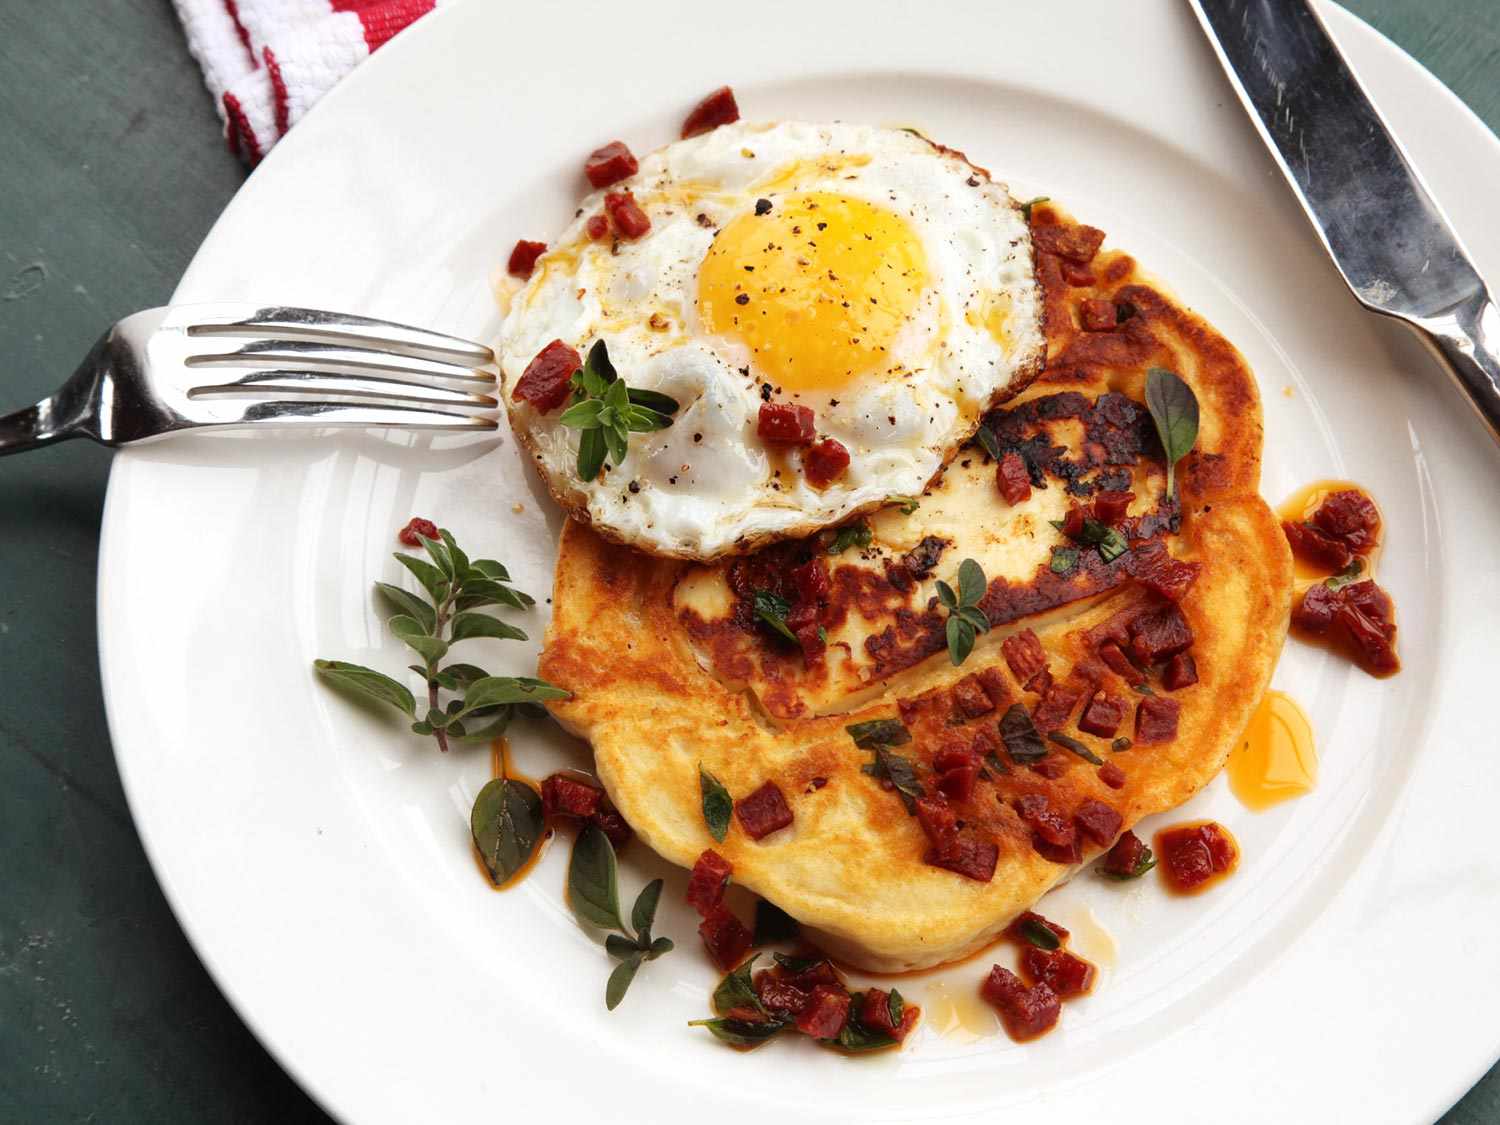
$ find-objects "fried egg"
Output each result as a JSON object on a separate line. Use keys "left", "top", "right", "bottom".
{"left": 498, "top": 122, "right": 1044, "bottom": 560}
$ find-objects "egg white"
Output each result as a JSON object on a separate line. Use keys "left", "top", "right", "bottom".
{"left": 498, "top": 121, "right": 1043, "bottom": 559}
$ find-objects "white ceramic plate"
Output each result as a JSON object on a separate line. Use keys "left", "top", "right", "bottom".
{"left": 98, "top": 2, "right": 1500, "bottom": 1121}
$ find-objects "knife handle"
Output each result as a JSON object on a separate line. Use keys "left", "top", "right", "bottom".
{"left": 1413, "top": 291, "right": 1500, "bottom": 447}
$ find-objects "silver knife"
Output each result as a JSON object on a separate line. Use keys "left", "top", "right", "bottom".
{"left": 1189, "top": 0, "right": 1500, "bottom": 444}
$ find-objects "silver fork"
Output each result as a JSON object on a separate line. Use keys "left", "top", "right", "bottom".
{"left": 0, "top": 303, "right": 499, "bottom": 456}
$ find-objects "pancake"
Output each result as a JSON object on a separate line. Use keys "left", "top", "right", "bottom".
{"left": 539, "top": 203, "right": 1293, "bottom": 971}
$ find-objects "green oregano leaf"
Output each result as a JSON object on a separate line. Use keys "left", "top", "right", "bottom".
{"left": 689, "top": 1017, "right": 787, "bottom": 1049}
{"left": 888, "top": 494, "right": 920, "bottom": 515}
{"left": 957, "top": 558, "right": 987, "bottom": 606}
{"left": 470, "top": 778, "right": 544, "bottom": 886}
{"left": 1019, "top": 196, "right": 1049, "bottom": 220}
{"left": 313, "top": 660, "right": 417, "bottom": 717}
{"left": 1101, "top": 846, "right": 1158, "bottom": 881}
{"left": 1017, "top": 916, "right": 1062, "bottom": 951}
{"left": 999, "top": 704, "right": 1047, "bottom": 763}
{"left": 833, "top": 996, "right": 899, "bottom": 1051}
{"left": 753, "top": 589, "right": 798, "bottom": 644}
{"left": 392, "top": 552, "right": 447, "bottom": 603}
{"left": 1050, "top": 547, "right": 1079, "bottom": 575}
{"left": 974, "top": 424, "right": 1002, "bottom": 461}
{"left": 1145, "top": 367, "right": 1200, "bottom": 500}
{"left": 888, "top": 989, "right": 905, "bottom": 1026}
{"left": 1325, "top": 557, "right": 1365, "bottom": 591}
{"left": 605, "top": 953, "right": 644, "bottom": 1010}
{"left": 845, "top": 718, "right": 911, "bottom": 749}
{"left": 630, "top": 878, "right": 665, "bottom": 940}
{"left": 1048, "top": 731, "right": 1104, "bottom": 765}
{"left": 568, "top": 824, "right": 627, "bottom": 932}
{"left": 449, "top": 612, "right": 528, "bottom": 643}
{"left": 699, "top": 765, "right": 733, "bottom": 843}
{"left": 373, "top": 581, "right": 436, "bottom": 633}
{"left": 828, "top": 521, "right": 873, "bottom": 555}
{"left": 862, "top": 746, "right": 925, "bottom": 814}
{"left": 713, "top": 956, "right": 764, "bottom": 1015}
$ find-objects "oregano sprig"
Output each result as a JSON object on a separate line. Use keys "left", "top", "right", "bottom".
{"left": 559, "top": 339, "right": 680, "bottom": 481}
{"left": 568, "top": 824, "right": 675, "bottom": 1010}
{"left": 314, "top": 524, "right": 569, "bottom": 753}
{"left": 1144, "top": 367, "right": 1200, "bottom": 500}
{"left": 935, "top": 558, "right": 991, "bottom": 665}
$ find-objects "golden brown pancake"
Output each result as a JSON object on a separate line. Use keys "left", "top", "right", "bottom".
{"left": 539, "top": 204, "right": 1293, "bottom": 971}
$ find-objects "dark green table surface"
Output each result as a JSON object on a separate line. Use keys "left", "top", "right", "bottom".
{"left": 1, "top": 2, "right": 1496, "bottom": 1120}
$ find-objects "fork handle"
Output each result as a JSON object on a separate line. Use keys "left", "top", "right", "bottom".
{"left": 0, "top": 395, "right": 85, "bottom": 456}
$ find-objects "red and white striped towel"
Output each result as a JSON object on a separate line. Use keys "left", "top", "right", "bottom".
{"left": 174, "top": 0, "right": 443, "bottom": 165}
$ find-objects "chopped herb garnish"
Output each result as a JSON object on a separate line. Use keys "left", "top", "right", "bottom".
{"left": 559, "top": 339, "right": 680, "bottom": 481}
{"left": 1079, "top": 518, "right": 1129, "bottom": 563}
{"left": 1019, "top": 196, "right": 1050, "bottom": 221}
{"left": 1047, "top": 731, "right": 1104, "bottom": 765}
{"left": 1101, "top": 846, "right": 1157, "bottom": 881}
{"left": 689, "top": 1016, "right": 787, "bottom": 1049}
{"left": 1017, "top": 916, "right": 1061, "bottom": 950}
{"left": 1111, "top": 736, "right": 1133, "bottom": 753}
{"left": 1325, "top": 557, "right": 1365, "bottom": 591}
{"left": 1050, "top": 546, "right": 1079, "bottom": 575}
{"left": 887, "top": 494, "right": 921, "bottom": 515}
{"left": 846, "top": 718, "right": 911, "bottom": 749}
{"left": 835, "top": 997, "right": 900, "bottom": 1051}
{"left": 861, "top": 745, "right": 925, "bottom": 813}
{"left": 1144, "top": 367, "right": 1200, "bottom": 501}
{"left": 753, "top": 589, "right": 798, "bottom": 644}
{"left": 974, "top": 423, "right": 1002, "bottom": 461}
{"left": 999, "top": 704, "right": 1047, "bottom": 763}
{"left": 936, "top": 558, "right": 990, "bottom": 665}
{"left": 1129, "top": 681, "right": 1155, "bottom": 696}
{"left": 983, "top": 751, "right": 1011, "bottom": 777}
{"left": 699, "top": 764, "right": 732, "bottom": 843}
{"left": 828, "top": 520, "right": 873, "bottom": 555}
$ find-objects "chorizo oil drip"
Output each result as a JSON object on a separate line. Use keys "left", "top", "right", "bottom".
{"left": 471, "top": 738, "right": 552, "bottom": 891}
{"left": 1229, "top": 691, "right": 1317, "bottom": 811}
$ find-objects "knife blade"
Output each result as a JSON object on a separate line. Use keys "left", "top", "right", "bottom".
{"left": 1190, "top": 0, "right": 1500, "bottom": 445}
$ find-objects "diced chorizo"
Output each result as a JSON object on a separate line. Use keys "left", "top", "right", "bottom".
{"left": 1101, "top": 829, "right": 1148, "bottom": 877}
{"left": 803, "top": 438, "right": 850, "bottom": 487}
{"left": 1032, "top": 223, "right": 1106, "bottom": 263}
{"left": 935, "top": 763, "right": 980, "bottom": 802}
{"left": 915, "top": 795, "right": 959, "bottom": 852}
{"left": 1334, "top": 579, "right": 1400, "bottom": 674}
{"left": 1073, "top": 799, "right": 1123, "bottom": 846}
{"left": 1006, "top": 911, "right": 1070, "bottom": 945}
{"left": 590, "top": 806, "right": 633, "bottom": 850}
{"left": 1158, "top": 822, "right": 1237, "bottom": 892}
{"left": 512, "top": 339, "right": 581, "bottom": 412}
{"left": 1282, "top": 520, "right": 1352, "bottom": 571}
{"left": 1134, "top": 696, "right": 1181, "bottom": 744}
{"left": 1091, "top": 489, "right": 1134, "bottom": 524}
{"left": 925, "top": 837, "right": 999, "bottom": 882}
{"left": 735, "top": 781, "right": 793, "bottom": 840}
{"left": 860, "top": 988, "right": 900, "bottom": 1035}
{"left": 1162, "top": 652, "right": 1198, "bottom": 690}
{"left": 1292, "top": 581, "right": 1339, "bottom": 633}
{"left": 997, "top": 451, "right": 1031, "bottom": 505}
{"left": 1002, "top": 629, "right": 1049, "bottom": 688}
{"left": 1129, "top": 540, "right": 1202, "bottom": 602}
{"left": 1080, "top": 298, "right": 1117, "bottom": 332}
{"left": 757, "top": 402, "right": 815, "bottom": 445}
{"left": 1031, "top": 683, "right": 1085, "bottom": 733}
{"left": 1022, "top": 947, "right": 1095, "bottom": 998}
{"left": 1098, "top": 761, "right": 1127, "bottom": 789}
{"left": 951, "top": 673, "right": 997, "bottom": 718}
{"left": 795, "top": 985, "right": 851, "bottom": 1038}
{"left": 685, "top": 849, "right": 732, "bottom": 917}
{"left": 681, "top": 85, "right": 741, "bottom": 138}
{"left": 584, "top": 140, "right": 638, "bottom": 188}
{"left": 585, "top": 213, "right": 610, "bottom": 240}
{"left": 789, "top": 558, "right": 830, "bottom": 604}
{"left": 1078, "top": 693, "right": 1126, "bottom": 737}
{"left": 981, "top": 966, "right": 1060, "bottom": 1041}
{"left": 1312, "top": 489, "right": 1380, "bottom": 553}
{"left": 698, "top": 906, "right": 753, "bottom": 969}
{"left": 541, "top": 772, "right": 602, "bottom": 819}
{"left": 506, "top": 239, "right": 547, "bottom": 279}
{"left": 1127, "top": 604, "right": 1194, "bottom": 664}
{"left": 1097, "top": 641, "right": 1138, "bottom": 678}
{"left": 755, "top": 971, "right": 811, "bottom": 1017}
{"left": 603, "top": 190, "right": 650, "bottom": 239}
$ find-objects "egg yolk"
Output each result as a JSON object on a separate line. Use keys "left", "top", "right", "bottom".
{"left": 697, "top": 192, "right": 928, "bottom": 392}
